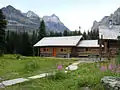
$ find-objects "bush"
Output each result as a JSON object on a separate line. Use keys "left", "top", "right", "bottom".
{"left": 48, "top": 71, "right": 68, "bottom": 80}
{"left": 0, "top": 50, "right": 3, "bottom": 56}
{"left": 16, "top": 54, "right": 21, "bottom": 59}
{"left": 24, "top": 61, "right": 39, "bottom": 72}
{"left": 116, "top": 53, "right": 120, "bottom": 65}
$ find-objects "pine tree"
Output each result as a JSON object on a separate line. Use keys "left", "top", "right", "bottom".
{"left": 78, "top": 30, "right": 82, "bottom": 35}
{"left": 73, "top": 30, "right": 78, "bottom": 35}
{"left": 83, "top": 31, "right": 87, "bottom": 40}
{"left": 49, "top": 31, "right": 55, "bottom": 37}
{"left": 21, "top": 32, "right": 33, "bottom": 56}
{"left": 0, "top": 9, "right": 7, "bottom": 55}
{"left": 31, "top": 31, "right": 37, "bottom": 45}
{"left": 63, "top": 30, "right": 68, "bottom": 36}
{"left": 87, "top": 30, "right": 91, "bottom": 40}
{"left": 38, "top": 19, "right": 46, "bottom": 40}
{"left": 78, "top": 26, "right": 82, "bottom": 35}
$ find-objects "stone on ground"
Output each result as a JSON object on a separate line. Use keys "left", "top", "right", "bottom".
{"left": 28, "top": 73, "right": 49, "bottom": 79}
{"left": 66, "top": 65, "right": 78, "bottom": 71}
{"left": 101, "top": 76, "right": 120, "bottom": 90}
{"left": 2, "top": 78, "right": 29, "bottom": 86}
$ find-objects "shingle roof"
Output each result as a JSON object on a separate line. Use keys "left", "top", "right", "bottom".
{"left": 77, "top": 40, "right": 101, "bottom": 47}
{"left": 99, "top": 25, "right": 120, "bottom": 40}
{"left": 34, "top": 36, "right": 82, "bottom": 47}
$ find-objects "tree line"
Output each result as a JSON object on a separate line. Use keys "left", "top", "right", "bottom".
{"left": 82, "top": 29, "right": 99, "bottom": 40}
{"left": 0, "top": 9, "right": 98, "bottom": 56}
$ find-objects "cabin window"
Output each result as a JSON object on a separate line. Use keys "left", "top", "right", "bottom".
{"left": 44, "top": 48, "right": 46, "bottom": 51}
{"left": 61, "top": 49, "right": 63, "bottom": 52}
{"left": 86, "top": 48, "right": 88, "bottom": 51}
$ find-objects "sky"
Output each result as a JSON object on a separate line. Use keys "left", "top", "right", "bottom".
{"left": 0, "top": 0, "right": 120, "bottom": 32}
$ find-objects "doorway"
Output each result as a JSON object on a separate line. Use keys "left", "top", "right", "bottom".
{"left": 52, "top": 48, "right": 56, "bottom": 57}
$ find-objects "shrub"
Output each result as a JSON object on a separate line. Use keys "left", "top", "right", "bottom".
{"left": 0, "top": 50, "right": 3, "bottom": 56}
{"left": 16, "top": 54, "right": 21, "bottom": 60}
{"left": 48, "top": 71, "right": 68, "bottom": 80}
{"left": 116, "top": 53, "right": 120, "bottom": 65}
{"left": 24, "top": 61, "right": 39, "bottom": 72}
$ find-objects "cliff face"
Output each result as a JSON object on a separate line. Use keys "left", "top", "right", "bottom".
{"left": 91, "top": 7, "right": 120, "bottom": 31}
{"left": 1, "top": 5, "right": 70, "bottom": 33}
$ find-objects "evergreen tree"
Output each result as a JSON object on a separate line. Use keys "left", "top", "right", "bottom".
{"left": 5, "top": 31, "right": 33, "bottom": 56}
{"left": 78, "top": 26, "right": 82, "bottom": 35}
{"left": 78, "top": 30, "right": 82, "bottom": 35}
{"left": 20, "top": 32, "right": 33, "bottom": 56}
{"left": 49, "top": 31, "right": 54, "bottom": 36}
{"left": 0, "top": 9, "right": 7, "bottom": 55}
{"left": 63, "top": 30, "right": 68, "bottom": 36}
{"left": 31, "top": 30, "right": 37, "bottom": 45}
{"left": 5, "top": 30, "right": 10, "bottom": 53}
{"left": 83, "top": 31, "right": 87, "bottom": 40}
{"left": 38, "top": 19, "right": 46, "bottom": 40}
{"left": 87, "top": 30, "right": 91, "bottom": 40}
{"left": 73, "top": 30, "right": 78, "bottom": 35}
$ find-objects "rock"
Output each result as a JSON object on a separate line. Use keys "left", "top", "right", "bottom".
{"left": 80, "top": 87, "right": 91, "bottom": 90}
{"left": 2, "top": 78, "right": 29, "bottom": 86}
{"left": 28, "top": 73, "right": 49, "bottom": 79}
{"left": 0, "top": 77, "right": 4, "bottom": 81}
{"left": 66, "top": 65, "right": 78, "bottom": 71}
{"left": 0, "top": 77, "right": 3, "bottom": 81}
{"left": 0, "top": 83, "right": 5, "bottom": 88}
{"left": 101, "top": 76, "right": 120, "bottom": 90}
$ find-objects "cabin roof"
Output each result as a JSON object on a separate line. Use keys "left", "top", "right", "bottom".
{"left": 77, "top": 40, "right": 101, "bottom": 47}
{"left": 34, "top": 35, "right": 82, "bottom": 47}
{"left": 99, "top": 25, "right": 120, "bottom": 40}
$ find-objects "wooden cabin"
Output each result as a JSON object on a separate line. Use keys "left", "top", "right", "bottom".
{"left": 77, "top": 40, "right": 103, "bottom": 57}
{"left": 99, "top": 25, "right": 120, "bottom": 57}
{"left": 33, "top": 36, "right": 104, "bottom": 58}
{"left": 33, "top": 36, "right": 82, "bottom": 58}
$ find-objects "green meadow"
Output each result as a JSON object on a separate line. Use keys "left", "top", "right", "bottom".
{"left": 0, "top": 55, "right": 120, "bottom": 90}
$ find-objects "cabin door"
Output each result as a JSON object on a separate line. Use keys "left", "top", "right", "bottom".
{"left": 52, "top": 48, "right": 56, "bottom": 57}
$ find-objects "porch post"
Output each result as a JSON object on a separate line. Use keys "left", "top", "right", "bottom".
{"left": 33, "top": 47, "right": 35, "bottom": 56}
{"left": 99, "top": 35, "right": 103, "bottom": 61}
{"left": 38, "top": 47, "right": 39, "bottom": 56}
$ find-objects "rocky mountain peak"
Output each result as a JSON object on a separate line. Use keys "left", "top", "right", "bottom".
{"left": 51, "top": 14, "right": 57, "bottom": 17}
{"left": 6, "top": 5, "right": 15, "bottom": 10}
{"left": 91, "top": 7, "right": 120, "bottom": 31}
{"left": 43, "top": 14, "right": 61, "bottom": 23}
{"left": 1, "top": 5, "right": 69, "bottom": 33}
{"left": 26, "top": 10, "right": 39, "bottom": 18}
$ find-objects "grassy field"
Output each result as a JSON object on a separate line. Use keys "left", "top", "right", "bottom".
{"left": 0, "top": 55, "right": 120, "bottom": 90}
{"left": 3, "top": 60, "right": 120, "bottom": 90}
{"left": 0, "top": 54, "right": 78, "bottom": 81}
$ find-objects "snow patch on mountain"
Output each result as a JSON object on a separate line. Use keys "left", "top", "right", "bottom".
{"left": 26, "top": 11, "right": 39, "bottom": 18}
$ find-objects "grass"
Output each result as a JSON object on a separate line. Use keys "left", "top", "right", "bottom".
{"left": 3, "top": 58, "right": 120, "bottom": 90}
{"left": 0, "top": 54, "right": 78, "bottom": 81}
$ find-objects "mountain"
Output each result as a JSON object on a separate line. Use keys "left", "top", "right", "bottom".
{"left": 1, "top": 5, "right": 70, "bottom": 33}
{"left": 1, "top": 5, "right": 40, "bottom": 33}
{"left": 43, "top": 14, "right": 69, "bottom": 32}
{"left": 91, "top": 7, "right": 120, "bottom": 31}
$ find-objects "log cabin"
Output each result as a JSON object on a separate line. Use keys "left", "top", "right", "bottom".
{"left": 77, "top": 40, "right": 103, "bottom": 57}
{"left": 33, "top": 36, "right": 103, "bottom": 58}
{"left": 34, "top": 36, "right": 82, "bottom": 58}
{"left": 99, "top": 25, "right": 120, "bottom": 57}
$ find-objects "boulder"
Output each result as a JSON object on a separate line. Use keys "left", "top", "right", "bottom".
{"left": 101, "top": 76, "right": 120, "bottom": 90}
